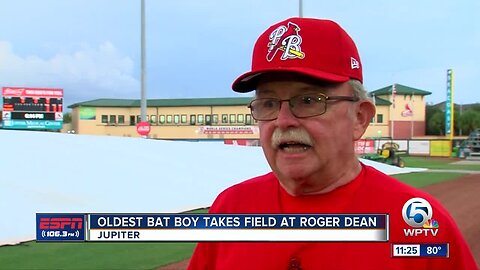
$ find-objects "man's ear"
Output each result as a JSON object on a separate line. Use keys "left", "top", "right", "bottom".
{"left": 353, "top": 100, "right": 376, "bottom": 140}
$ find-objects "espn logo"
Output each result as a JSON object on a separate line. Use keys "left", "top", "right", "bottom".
{"left": 39, "top": 217, "right": 83, "bottom": 230}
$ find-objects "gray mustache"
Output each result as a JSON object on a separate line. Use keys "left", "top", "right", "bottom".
{"left": 271, "top": 128, "right": 314, "bottom": 148}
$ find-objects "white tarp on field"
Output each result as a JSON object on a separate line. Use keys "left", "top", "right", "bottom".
{"left": 0, "top": 130, "right": 426, "bottom": 245}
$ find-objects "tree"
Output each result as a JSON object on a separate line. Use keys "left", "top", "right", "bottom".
{"left": 458, "top": 110, "right": 480, "bottom": 135}
{"left": 63, "top": 112, "right": 72, "bottom": 123}
{"left": 427, "top": 111, "right": 445, "bottom": 135}
{"left": 426, "top": 106, "right": 444, "bottom": 135}
{"left": 426, "top": 104, "right": 480, "bottom": 136}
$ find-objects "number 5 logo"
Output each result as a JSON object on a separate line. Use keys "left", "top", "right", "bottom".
{"left": 402, "top": 198, "right": 433, "bottom": 227}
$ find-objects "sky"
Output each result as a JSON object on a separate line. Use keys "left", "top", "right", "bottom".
{"left": 0, "top": 0, "right": 479, "bottom": 108}
{"left": 0, "top": 130, "right": 425, "bottom": 245}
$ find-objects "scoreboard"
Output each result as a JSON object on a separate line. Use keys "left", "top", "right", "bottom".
{"left": 2, "top": 87, "right": 64, "bottom": 130}
{"left": 3, "top": 97, "right": 63, "bottom": 113}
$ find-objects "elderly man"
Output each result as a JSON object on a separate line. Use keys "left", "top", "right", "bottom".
{"left": 188, "top": 17, "right": 477, "bottom": 270}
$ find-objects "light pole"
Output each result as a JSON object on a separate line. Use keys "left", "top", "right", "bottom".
{"left": 299, "top": 0, "right": 303, "bottom": 17}
{"left": 140, "top": 0, "right": 147, "bottom": 122}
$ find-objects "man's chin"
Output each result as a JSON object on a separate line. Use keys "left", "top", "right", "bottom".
{"left": 275, "top": 166, "right": 312, "bottom": 182}
{"left": 278, "top": 159, "right": 312, "bottom": 172}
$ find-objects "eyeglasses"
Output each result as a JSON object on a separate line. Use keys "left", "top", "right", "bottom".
{"left": 248, "top": 93, "right": 360, "bottom": 121}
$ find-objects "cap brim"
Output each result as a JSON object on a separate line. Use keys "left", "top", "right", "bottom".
{"left": 232, "top": 67, "right": 350, "bottom": 93}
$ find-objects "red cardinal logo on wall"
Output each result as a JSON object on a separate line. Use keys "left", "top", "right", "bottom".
{"left": 401, "top": 103, "right": 413, "bottom": 117}
{"left": 266, "top": 22, "right": 305, "bottom": 62}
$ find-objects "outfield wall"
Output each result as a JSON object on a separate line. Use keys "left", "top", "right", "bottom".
{"left": 355, "top": 139, "right": 453, "bottom": 157}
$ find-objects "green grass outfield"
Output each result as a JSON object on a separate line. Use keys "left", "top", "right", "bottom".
{"left": 403, "top": 156, "right": 480, "bottom": 171}
{"left": 1, "top": 158, "right": 478, "bottom": 270}
{"left": 393, "top": 172, "right": 466, "bottom": 188}
{"left": 0, "top": 241, "right": 196, "bottom": 270}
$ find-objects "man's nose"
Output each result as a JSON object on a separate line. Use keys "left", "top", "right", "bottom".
{"left": 275, "top": 101, "right": 300, "bottom": 129}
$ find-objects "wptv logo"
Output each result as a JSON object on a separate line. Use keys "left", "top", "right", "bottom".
{"left": 402, "top": 197, "right": 439, "bottom": 237}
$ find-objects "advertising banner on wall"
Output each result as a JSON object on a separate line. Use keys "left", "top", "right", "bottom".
{"left": 197, "top": 126, "right": 259, "bottom": 135}
{"left": 79, "top": 107, "right": 97, "bottom": 120}
{"left": 430, "top": 140, "right": 452, "bottom": 157}
{"left": 408, "top": 140, "right": 430, "bottom": 155}
{"left": 355, "top": 140, "right": 375, "bottom": 154}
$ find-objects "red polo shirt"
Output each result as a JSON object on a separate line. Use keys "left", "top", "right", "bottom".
{"left": 188, "top": 164, "right": 477, "bottom": 270}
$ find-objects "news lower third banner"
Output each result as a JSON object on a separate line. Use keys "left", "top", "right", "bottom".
{"left": 36, "top": 213, "right": 389, "bottom": 242}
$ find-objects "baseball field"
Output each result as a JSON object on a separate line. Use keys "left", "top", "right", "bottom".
{"left": 0, "top": 156, "right": 478, "bottom": 270}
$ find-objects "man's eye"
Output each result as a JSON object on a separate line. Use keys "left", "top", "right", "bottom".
{"left": 261, "top": 100, "right": 276, "bottom": 108}
{"left": 299, "top": 96, "right": 317, "bottom": 105}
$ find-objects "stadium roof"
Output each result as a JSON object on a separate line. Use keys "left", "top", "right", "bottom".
{"left": 370, "top": 84, "right": 431, "bottom": 96}
{"left": 69, "top": 97, "right": 253, "bottom": 108}
{"left": 369, "top": 95, "right": 391, "bottom": 106}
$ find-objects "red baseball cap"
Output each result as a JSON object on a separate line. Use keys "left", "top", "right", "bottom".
{"left": 232, "top": 17, "right": 362, "bottom": 93}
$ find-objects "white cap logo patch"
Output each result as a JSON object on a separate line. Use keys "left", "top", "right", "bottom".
{"left": 266, "top": 22, "right": 305, "bottom": 62}
{"left": 351, "top": 57, "right": 360, "bottom": 69}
